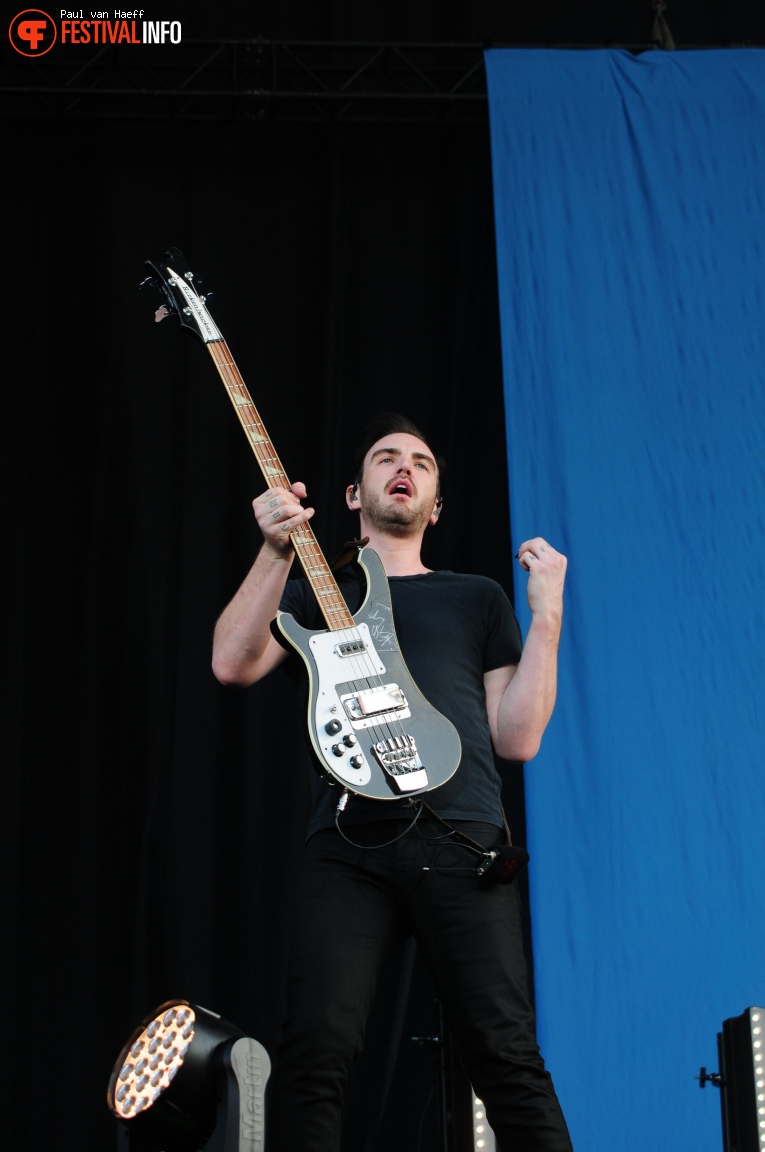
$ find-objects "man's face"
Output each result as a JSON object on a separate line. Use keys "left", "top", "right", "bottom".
{"left": 350, "top": 432, "right": 440, "bottom": 536}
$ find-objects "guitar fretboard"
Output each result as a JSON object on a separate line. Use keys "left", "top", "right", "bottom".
{"left": 207, "top": 340, "right": 354, "bottom": 631}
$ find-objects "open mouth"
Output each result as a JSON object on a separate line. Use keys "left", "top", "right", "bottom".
{"left": 388, "top": 480, "right": 413, "bottom": 497}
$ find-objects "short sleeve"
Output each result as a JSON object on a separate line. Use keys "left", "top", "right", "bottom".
{"left": 483, "top": 583, "right": 523, "bottom": 672}
{"left": 278, "top": 578, "right": 316, "bottom": 627}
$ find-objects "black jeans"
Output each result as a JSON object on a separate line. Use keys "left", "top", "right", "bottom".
{"left": 267, "top": 818, "right": 573, "bottom": 1152}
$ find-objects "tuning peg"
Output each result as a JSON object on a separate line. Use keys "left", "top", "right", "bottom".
{"left": 139, "top": 275, "right": 156, "bottom": 290}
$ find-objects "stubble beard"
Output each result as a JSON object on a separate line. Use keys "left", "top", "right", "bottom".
{"left": 360, "top": 490, "right": 432, "bottom": 537}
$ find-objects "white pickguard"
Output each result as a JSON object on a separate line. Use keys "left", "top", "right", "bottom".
{"left": 309, "top": 623, "right": 400, "bottom": 788}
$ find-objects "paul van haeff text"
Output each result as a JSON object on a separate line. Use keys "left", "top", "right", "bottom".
{"left": 61, "top": 11, "right": 147, "bottom": 17}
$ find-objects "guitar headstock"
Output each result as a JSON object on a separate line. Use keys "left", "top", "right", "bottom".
{"left": 141, "top": 247, "right": 222, "bottom": 344}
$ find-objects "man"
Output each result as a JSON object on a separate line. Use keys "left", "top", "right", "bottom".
{"left": 212, "top": 413, "right": 572, "bottom": 1151}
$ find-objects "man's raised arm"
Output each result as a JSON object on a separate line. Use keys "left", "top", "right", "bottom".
{"left": 484, "top": 536, "right": 567, "bottom": 762}
{"left": 212, "top": 482, "right": 314, "bottom": 686}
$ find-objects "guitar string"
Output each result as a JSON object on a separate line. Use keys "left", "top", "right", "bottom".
{"left": 207, "top": 339, "right": 417, "bottom": 784}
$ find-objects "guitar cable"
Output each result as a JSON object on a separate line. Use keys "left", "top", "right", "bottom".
{"left": 418, "top": 802, "right": 531, "bottom": 886}
{"left": 334, "top": 791, "right": 426, "bottom": 848}
{"left": 334, "top": 792, "right": 529, "bottom": 885}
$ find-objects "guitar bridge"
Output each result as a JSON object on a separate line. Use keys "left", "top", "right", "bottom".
{"left": 371, "top": 736, "right": 429, "bottom": 794}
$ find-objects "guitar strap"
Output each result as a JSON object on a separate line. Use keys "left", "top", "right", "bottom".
{"left": 305, "top": 539, "right": 369, "bottom": 631}
{"left": 329, "top": 537, "right": 370, "bottom": 572}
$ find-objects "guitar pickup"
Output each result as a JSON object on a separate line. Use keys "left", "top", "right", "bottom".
{"left": 334, "top": 639, "right": 368, "bottom": 658}
{"left": 340, "top": 684, "right": 410, "bottom": 727}
{"left": 371, "top": 736, "right": 429, "bottom": 794}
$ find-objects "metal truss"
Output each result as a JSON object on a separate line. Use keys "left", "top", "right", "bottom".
{"left": 0, "top": 40, "right": 495, "bottom": 123}
{"left": 6, "top": 37, "right": 752, "bottom": 124}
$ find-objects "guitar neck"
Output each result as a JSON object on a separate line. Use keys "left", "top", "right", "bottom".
{"left": 207, "top": 339, "right": 354, "bottom": 631}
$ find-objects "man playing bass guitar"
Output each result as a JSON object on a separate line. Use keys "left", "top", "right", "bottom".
{"left": 212, "top": 412, "right": 573, "bottom": 1152}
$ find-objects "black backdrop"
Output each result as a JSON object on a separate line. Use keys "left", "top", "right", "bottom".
{"left": 6, "top": 3, "right": 765, "bottom": 1150}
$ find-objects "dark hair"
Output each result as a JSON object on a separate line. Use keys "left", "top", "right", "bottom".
{"left": 352, "top": 412, "right": 445, "bottom": 495}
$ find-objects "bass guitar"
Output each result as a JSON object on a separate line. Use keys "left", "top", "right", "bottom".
{"left": 142, "top": 248, "right": 461, "bottom": 801}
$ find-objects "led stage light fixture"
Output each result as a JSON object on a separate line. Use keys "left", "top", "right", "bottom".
{"left": 107, "top": 999, "right": 270, "bottom": 1152}
{"left": 717, "top": 1006, "right": 765, "bottom": 1152}
{"left": 472, "top": 1092, "right": 496, "bottom": 1151}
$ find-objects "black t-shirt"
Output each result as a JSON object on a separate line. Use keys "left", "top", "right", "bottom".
{"left": 279, "top": 564, "right": 523, "bottom": 837}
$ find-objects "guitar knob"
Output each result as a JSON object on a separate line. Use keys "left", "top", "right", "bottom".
{"left": 343, "top": 734, "right": 357, "bottom": 747}
{"left": 332, "top": 743, "right": 345, "bottom": 757}
{"left": 349, "top": 755, "right": 364, "bottom": 769}
{"left": 325, "top": 719, "right": 343, "bottom": 735}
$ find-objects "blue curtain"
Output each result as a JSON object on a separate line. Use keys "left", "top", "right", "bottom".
{"left": 486, "top": 49, "right": 765, "bottom": 1152}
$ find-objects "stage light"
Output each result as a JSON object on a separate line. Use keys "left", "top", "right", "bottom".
{"left": 700, "top": 1006, "right": 765, "bottom": 1152}
{"left": 473, "top": 1093, "right": 496, "bottom": 1151}
{"left": 107, "top": 999, "right": 270, "bottom": 1152}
